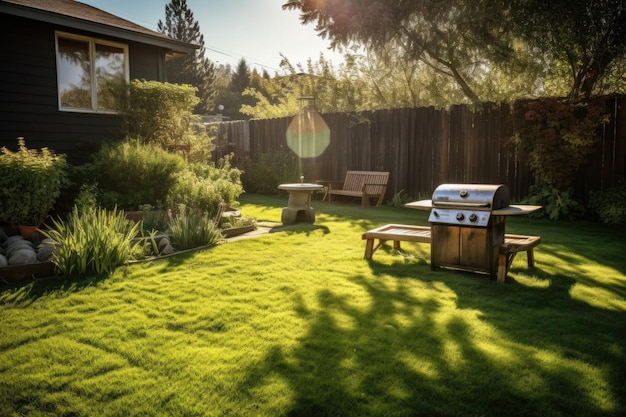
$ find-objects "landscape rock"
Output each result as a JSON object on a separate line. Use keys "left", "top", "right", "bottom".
{"left": 158, "top": 237, "right": 171, "bottom": 252}
{"left": 3, "top": 235, "right": 26, "bottom": 248}
{"left": 37, "top": 240, "right": 57, "bottom": 262}
{"left": 159, "top": 244, "right": 175, "bottom": 255}
{"left": 6, "top": 242, "right": 35, "bottom": 258}
{"left": 0, "top": 254, "right": 7, "bottom": 267}
{"left": 9, "top": 248, "right": 38, "bottom": 265}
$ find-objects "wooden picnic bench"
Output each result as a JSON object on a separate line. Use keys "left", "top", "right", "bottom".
{"left": 317, "top": 171, "right": 389, "bottom": 207}
{"left": 362, "top": 224, "right": 541, "bottom": 283}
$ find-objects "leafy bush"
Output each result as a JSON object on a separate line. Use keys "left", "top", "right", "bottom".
{"left": 388, "top": 189, "right": 413, "bottom": 207}
{"left": 42, "top": 206, "right": 142, "bottom": 277}
{"left": 514, "top": 98, "right": 608, "bottom": 191}
{"left": 0, "top": 138, "right": 68, "bottom": 225}
{"left": 588, "top": 185, "right": 626, "bottom": 224}
{"left": 522, "top": 184, "right": 584, "bottom": 221}
{"left": 115, "top": 80, "right": 215, "bottom": 162}
{"left": 139, "top": 204, "right": 170, "bottom": 232}
{"left": 514, "top": 98, "right": 610, "bottom": 220}
{"left": 167, "top": 156, "right": 243, "bottom": 219}
{"left": 89, "top": 140, "right": 186, "bottom": 210}
{"left": 220, "top": 216, "right": 256, "bottom": 230}
{"left": 239, "top": 149, "right": 299, "bottom": 194}
{"left": 74, "top": 182, "right": 98, "bottom": 213}
{"left": 167, "top": 205, "right": 223, "bottom": 250}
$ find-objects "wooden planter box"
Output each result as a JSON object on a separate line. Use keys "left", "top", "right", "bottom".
{"left": 0, "top": 261, "right": 55, "bottom": 283}
{"left": 221, "top": 224, "right": 256, "bottom": 238}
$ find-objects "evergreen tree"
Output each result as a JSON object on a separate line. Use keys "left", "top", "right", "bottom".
{"left": 158, "top": 0, "right": 216, "bottom": 113}
{"left": 218, "top": 59, "right": 254, "bottom": 120}
{"left": 231, "top": 59, "right": 251, "bottom": 94}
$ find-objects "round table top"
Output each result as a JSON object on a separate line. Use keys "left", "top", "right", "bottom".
{"left": 278, "top": 183, "right": 324, "bottom": 191}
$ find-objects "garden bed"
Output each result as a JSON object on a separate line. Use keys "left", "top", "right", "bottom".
{"left": 0, "top": 260, "right": 55, "bottom": 283}
{"left": 0, "top": 223, "right": 263, "bottom": 284}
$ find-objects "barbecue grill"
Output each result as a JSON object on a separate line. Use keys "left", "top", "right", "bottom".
{"left": 406, "top": 183, "right": 540, "bottom": 279}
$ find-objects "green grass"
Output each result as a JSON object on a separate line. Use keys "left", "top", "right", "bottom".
{"left": 1, "top": 193, "right": 625, "bottom": 417}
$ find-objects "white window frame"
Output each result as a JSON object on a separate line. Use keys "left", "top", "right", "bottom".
{"left": 55, "top": 31, "right": 130, "bottom": 113}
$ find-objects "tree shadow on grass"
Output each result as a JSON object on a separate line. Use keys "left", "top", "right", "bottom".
{"left": 240, "top": 255, "right": 626, "bottom": 417}
{"left": 0, "top": 247, "right": 202, "bottom": 306}
{"left": 0, "top": 274, "right": 110, "bottom": 307}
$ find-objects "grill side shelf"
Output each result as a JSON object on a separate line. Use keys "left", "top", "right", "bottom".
{"left": 492, "top": 205, "right": 542, "bottom": 215}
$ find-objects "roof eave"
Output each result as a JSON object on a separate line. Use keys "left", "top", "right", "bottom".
{"left": 0, "top": 2, "right": 199, "bottom": 55}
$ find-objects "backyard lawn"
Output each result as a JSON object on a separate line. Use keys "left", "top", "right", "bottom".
{"left": 1, "top": 193, "right": 625, "bottom": 417}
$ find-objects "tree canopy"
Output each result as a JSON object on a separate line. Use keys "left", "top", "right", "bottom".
{"left": 510, "top": 0, "right": 626, "bottom": 99}
{"left": 158, "top": 0, "right": 217, "bottom": 113}
{"left": 283, "top": 0, "right": 626, "bottom": 104}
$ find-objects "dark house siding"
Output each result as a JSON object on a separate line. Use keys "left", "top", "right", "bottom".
{"left": 0, "top": 13, "right": 169, "bottom": 164}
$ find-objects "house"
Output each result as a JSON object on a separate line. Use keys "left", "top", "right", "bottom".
{"left": 0, "top": 0, "right": 197, "bottom": 163}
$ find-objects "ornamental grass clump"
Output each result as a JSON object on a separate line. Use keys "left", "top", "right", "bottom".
{"left": 168, "top": 205, "right": 223, "bottom": 251}
{"left": 42, "top": 206, "right": 142, "bottom": 277}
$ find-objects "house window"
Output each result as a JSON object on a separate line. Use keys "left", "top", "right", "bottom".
{"left": 55, "top": 32, "right": 129, "bottom": 113}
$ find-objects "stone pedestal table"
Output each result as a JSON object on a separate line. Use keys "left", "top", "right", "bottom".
{"left": 278, "top": 183, "right": 323, "bottom": 225}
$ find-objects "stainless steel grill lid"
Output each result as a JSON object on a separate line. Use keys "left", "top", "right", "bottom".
{"left": 431, "top": 183, "right": 510, "bottom": 211}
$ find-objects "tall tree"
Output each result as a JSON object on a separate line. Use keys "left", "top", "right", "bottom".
{"left": 231, "top": 59, "right": 251, "bottom": 94}
{"left": 158, "top": 0, "right": 217, "bottom": 113}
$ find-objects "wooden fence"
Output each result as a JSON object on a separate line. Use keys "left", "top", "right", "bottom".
{"left": 210, "top": 96, "right": 625, "bottom": 202}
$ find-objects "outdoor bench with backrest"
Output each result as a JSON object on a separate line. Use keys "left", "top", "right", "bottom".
{"left": 361, "top": 223, "right": 541, "bottom": 282}
{"left": 317, "top": 170, "right": 389, "bottom": 207}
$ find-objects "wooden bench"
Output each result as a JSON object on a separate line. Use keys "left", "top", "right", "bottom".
{"left": 497, "top": 234, "right": 542, "bottom": 282}
{"left": 317, "top": 171, "right": 389, "bottom": 207}
{"left": 362, "top": 224, "right": 541, "bottom": 283}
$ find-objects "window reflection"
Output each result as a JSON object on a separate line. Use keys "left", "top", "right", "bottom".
{"left": 56, "top": 33, "right": 127, "bottom": 112}
{"left": 58, "top": 37, "right": 92, "bottom": 109}
{"left": 96, "top": 44, "right": 125, "bottom": 110}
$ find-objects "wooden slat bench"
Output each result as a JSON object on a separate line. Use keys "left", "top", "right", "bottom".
{"left": 317, "top": 171, "right": 389, "bottom": 207}
{"left": 362, "top": 224, "right": 541, "bottom": 283}
{"left": 362, "top": 224, "right": 432, "bottom": 259}
{"left": 497, "top": 234, "right": 542, "bottom": 282}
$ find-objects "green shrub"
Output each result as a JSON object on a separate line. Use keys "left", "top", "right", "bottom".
{"left": 74, "top": 183, "right": 98, "bottom": 213}
{"left": 90, "top": 140, "right": 186, "bottom": 210}
{"left": 514, "top": 98, "right": 610, "bottom": 220}
{"left": 522, "top": 184, "right": 585, "bottom": 221}
{"left": 240, "top": 149, "right": 299, "bottom": 194}
{"left": 139, "top": 204, "right": 170, "bottom": 233}
{"left": 588, "top": 185, "right": 626, "bottom": 224}
{"left": 168, "top": 205, "right": 223, "bottom": 251}
{"left": 388, "top": 189, "right": 413, "bottom": 207}
{"left": 0, "top": 138, "right": 68, "bottom": 225}
{"left": 514, "top": 98, "right": 608, "bottom": 190}
{"left": 219, "top": 216, "right": 256, "bottom": 230}
{"left": 167, "top": 156, "right": 243, "bottom": 219}
{"left": 115, "top": 80, "right": 215, "bottom": 162}
{"left": 42, "top": 206, "right": 142, "bottom": 277}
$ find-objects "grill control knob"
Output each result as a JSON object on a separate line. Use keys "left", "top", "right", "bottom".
{"left": 469, "top": 213, "right": 478, "bottom": 222}
{"left": 456, "top": 212, "right": 465, "bottom": 221}
{"left": 432, "top": 210, "right": 440, "bottom": 218}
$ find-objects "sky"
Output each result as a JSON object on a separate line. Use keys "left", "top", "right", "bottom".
{"left": 79, "top": 0, "right": 344, "bottom": 73}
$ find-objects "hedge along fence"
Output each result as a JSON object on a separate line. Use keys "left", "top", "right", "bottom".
{"left": 211, "top": 96, "right": 626, "bottom": 202}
